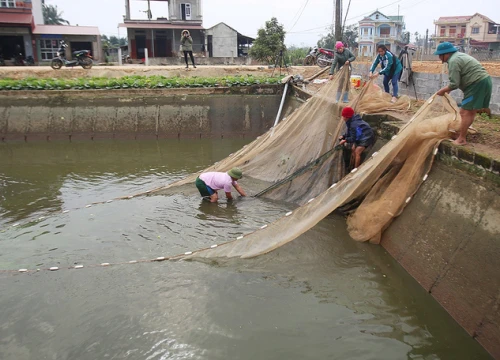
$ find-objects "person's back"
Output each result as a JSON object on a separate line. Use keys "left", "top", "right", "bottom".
{"left": 346, "top": 114, "right": 374, "bottom": 147}
{"left": 447, "top": 51, "right": 489, "bottom": 91}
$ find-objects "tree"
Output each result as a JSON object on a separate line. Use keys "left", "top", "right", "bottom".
{"left": 285, "top": 46, "right": 309, "bottom": 66}
{"left": 249, "top": 17, "right": 286, "bottom": 64}
{"left": 401, "top": 31, "right": 410, "bottom": 44}
{"left": 342, "top": 24, "right": 358, "bottom": 49}
{"left": 317, "top": 26, "right": 336, "bottom": 49}
{"left": 43, "top": 4, "right": 70, "bottom": 25}
{"left": 318, "top": 24, "right": 358, "bottom": 49}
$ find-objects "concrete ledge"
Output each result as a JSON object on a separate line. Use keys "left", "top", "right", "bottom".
{"left": 0, "top": 85, "right": 301, "bottom": 142}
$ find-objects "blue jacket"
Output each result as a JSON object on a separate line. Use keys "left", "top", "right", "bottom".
{"left": 370, "top": 50, "right": 403, "bottom": 77}
{"left": 343, "top": 114, "right": 374, "bottom": 146}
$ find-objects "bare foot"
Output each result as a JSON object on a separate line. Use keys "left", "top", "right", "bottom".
{"left": 391, "top": 96, "right": 397, "bottom": 103}
{"left": 452, "top": 138, "right": 467, "bottom": 146}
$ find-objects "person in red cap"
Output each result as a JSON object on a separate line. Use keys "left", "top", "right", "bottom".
{"left": 338, "top": 107, "right": 375, "bottom": 168}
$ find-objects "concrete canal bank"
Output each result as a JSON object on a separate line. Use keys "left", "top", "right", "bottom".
{"left": 0, "top": 85, "right": 302, "bottom": 141}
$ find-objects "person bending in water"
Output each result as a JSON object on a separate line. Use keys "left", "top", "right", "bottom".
{"left": 338, "top": 107, "right": 375, "bottom": 169}
{"left": 195, "top": 168, "right": 246, "bottom": 203}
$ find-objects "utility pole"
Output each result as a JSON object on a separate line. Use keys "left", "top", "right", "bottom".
{"left": 425, "top": 28, "right": 429, "bottom": 54}
{"left": 334, "top": 0, "right": 342, "bottom": 41}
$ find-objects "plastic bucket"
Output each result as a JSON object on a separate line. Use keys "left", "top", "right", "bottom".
{"left": 350, "top": 75, "right": 362, "bottom": 88}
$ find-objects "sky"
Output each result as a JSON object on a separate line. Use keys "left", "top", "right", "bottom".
{"left": 44, "top": 0, "right": 499, "bottom": 46}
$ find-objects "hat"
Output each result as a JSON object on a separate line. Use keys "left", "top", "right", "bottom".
{"left": 434, "top": 42, "right": 458, "bottom": 55}
{"left": 335, "top": 41, "right": 344, "bottom": 49}
{"left": 341, "top": 107, "right": 355, "bottom": 118}
{"left": 227, "top": 167, "right": 242, "bottom": 179}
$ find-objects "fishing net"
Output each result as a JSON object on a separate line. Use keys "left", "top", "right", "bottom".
{"left": 145, "top": 68, "right": 460, "bottom": 259}
{"left": 349, "top": 78, "right": 411, "bottom": 114}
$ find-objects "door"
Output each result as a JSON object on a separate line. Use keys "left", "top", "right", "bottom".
{"left": 136, "top": 35, "right": 146, "bottom": 59}
{"left": 207, "top": 35, "right": 213, "bottom": 57}
{"left": 181, "top": 3, "right": 192, "bottom": 20}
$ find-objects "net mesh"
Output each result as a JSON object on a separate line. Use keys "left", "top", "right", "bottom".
{"left": 147, "top": 67, "right": 460, "bottom": 259}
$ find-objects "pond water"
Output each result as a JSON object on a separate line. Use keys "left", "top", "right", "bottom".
{"left": 0, "top": 139, "right": 492, "bottom": 360}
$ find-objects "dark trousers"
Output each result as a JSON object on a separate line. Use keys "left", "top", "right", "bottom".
{"left": 183, "top": 51, "right": 195, "bottom": 66}
{"left": 383, "top": 71, "right": 401, "bottom": 97}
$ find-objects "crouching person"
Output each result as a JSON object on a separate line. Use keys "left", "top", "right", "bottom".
{"left": 338, "top": 107, "right": 375, "bottom": 169}
{"left": 195, "top": 167, "right": 247, "bottom": 203}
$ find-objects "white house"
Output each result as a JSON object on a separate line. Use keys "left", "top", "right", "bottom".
{"left": 358, "top": 11, "right": 406, "bottom": 57}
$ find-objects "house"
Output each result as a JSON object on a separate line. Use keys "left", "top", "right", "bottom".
{"left": 119, "top": 0, "right": 204, "bottom": 59}
{"left": 432, "top": 13, "right": 500, "bottom": 50}
{"left": 358, "top": 11, "right": 406, "bottom": 57}
{"left": 0, "top": 0, "right": 41, "bottom": 62}
{"left": 205, "top": 22, "right": 254, "bottom": 57}
{"left": 33, "top": 25, "right": 102, "bottom": 62}
{"left": 0, "top": 0, "right": 102, "bottom": 63}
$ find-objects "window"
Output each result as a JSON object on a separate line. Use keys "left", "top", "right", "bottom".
{"left": 472, "top": 27, "right": 480, "bottom": 34}
{"left": 0, "top": 0, "right": 15, "bottom": 7}
{"left": 39, "top": 39, "right": 59, "bottom": 61}
{"left": 181, "top": 3, "right": 192, "bottom": 20}
{"left": 440, "top": 26, "right": 446, "bottom": 36}
{"left": 449, "top": 26, "right": 456, "bottom": 36}
{"left": 380, "top": 27, "right": 390, "bottom": 36}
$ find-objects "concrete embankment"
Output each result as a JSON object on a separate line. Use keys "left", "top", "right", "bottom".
{"left": 361, "top": 110, "right": 500, "bottom": 359}
{"left": 351, "top": 63, "right": 500, "bottom": 114}
{"left": 0, "top": 85, "right": 302, "bottom": 141}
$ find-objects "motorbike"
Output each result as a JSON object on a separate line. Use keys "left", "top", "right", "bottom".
{"left": 13, "top": 53, "right": 35, "bottom": 66}
{"left": 303, "top": 46, "right": 319, "bottom": 66}
{"left": 51, "top": 40, "right": 93, "bottom": 70}
{"left": 122, "top": 54, "right": 132, "bottom": 64}
{"left": 316, "top": 48, "right": 335, "bottom": 68}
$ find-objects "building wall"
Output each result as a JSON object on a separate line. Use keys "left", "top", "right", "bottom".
{"left": 34, "top": 35, "right": 101, "bottom": 62}
{"left": 206, "top": 23, "right": 237, "bottom": 58}
{"left": 168, "top": 0, "right": 202, "bottom": 22}
{"left": 31, "top": 0, "right": 43, "bottom": 25}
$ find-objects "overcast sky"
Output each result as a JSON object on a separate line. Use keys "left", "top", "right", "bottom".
{"left": 44, "top": 0, "right": 498, "bottom": 46}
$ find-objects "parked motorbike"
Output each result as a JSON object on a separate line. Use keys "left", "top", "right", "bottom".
{"left": 51, "top": 40, "right": 93, "bottom": 70}
{"left": 13, "top": 53, "right": 35, "bottom": 66}
{"left": 303, "top": 46, "right": 319, "bottom": 66}
{"left": 316, "top": 48, "right": 335, "bottom": 68}
{"left": 122, "top": 54, "right": 132, "bottom": 64}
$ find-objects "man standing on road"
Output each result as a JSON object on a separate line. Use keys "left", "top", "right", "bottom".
{"left": 434, "top": 42, "right": 492, "bottom": 145}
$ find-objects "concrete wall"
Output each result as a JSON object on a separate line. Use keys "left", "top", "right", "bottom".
{"left": 351, "top": 63, "right": 500, "bottom": 114}
{"left": 206, "top": 23, "right": 238, "bottom": 58}
{"left": 0, "top": 86, "right": 301, "bottom": 141}
{"left": 381, "top": 162, "right": 500, "bottom": 359}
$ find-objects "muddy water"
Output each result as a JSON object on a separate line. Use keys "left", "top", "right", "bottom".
{"left": 0, "top": 140, "right": 492, "bottom": 360}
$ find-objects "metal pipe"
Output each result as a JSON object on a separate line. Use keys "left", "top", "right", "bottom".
{"left": 270, "top": 80, "right": 290, "bottom": 137}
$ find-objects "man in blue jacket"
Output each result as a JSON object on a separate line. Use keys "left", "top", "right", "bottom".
{"left": 369, "top": 44, "right": 403, "bottom": 103}
{"left": 338, "top": 107, "right": 375, "bottom": 168}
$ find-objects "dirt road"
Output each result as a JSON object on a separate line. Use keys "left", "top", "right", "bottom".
{"left": 0, "top": 65, "right": 320, "bottom": 80}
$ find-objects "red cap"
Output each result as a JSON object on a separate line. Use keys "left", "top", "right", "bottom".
{"left": 341, "top": 107, "right": 355, "bottom": 118}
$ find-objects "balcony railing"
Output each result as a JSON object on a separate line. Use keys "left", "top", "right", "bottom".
{"left": 0, "top": 1, "right": 32, "bottom": 9}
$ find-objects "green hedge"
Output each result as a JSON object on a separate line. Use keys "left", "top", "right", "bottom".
{"left": 0, "top": 75, "right": 283, "bottom": 91}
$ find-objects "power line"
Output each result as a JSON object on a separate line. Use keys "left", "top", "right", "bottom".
{"left": 288, "top": 0, "right": 311, "bottom": 32}
{"left": 288, "top": 0, "right": 405, "bottom": 34}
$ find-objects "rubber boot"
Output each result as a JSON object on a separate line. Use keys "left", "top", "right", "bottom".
{"left": 335, "top": 91, "right": 341, "bottom": 102}
{"left": 342, "top": 92, "right": 349, "bottom": 103}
